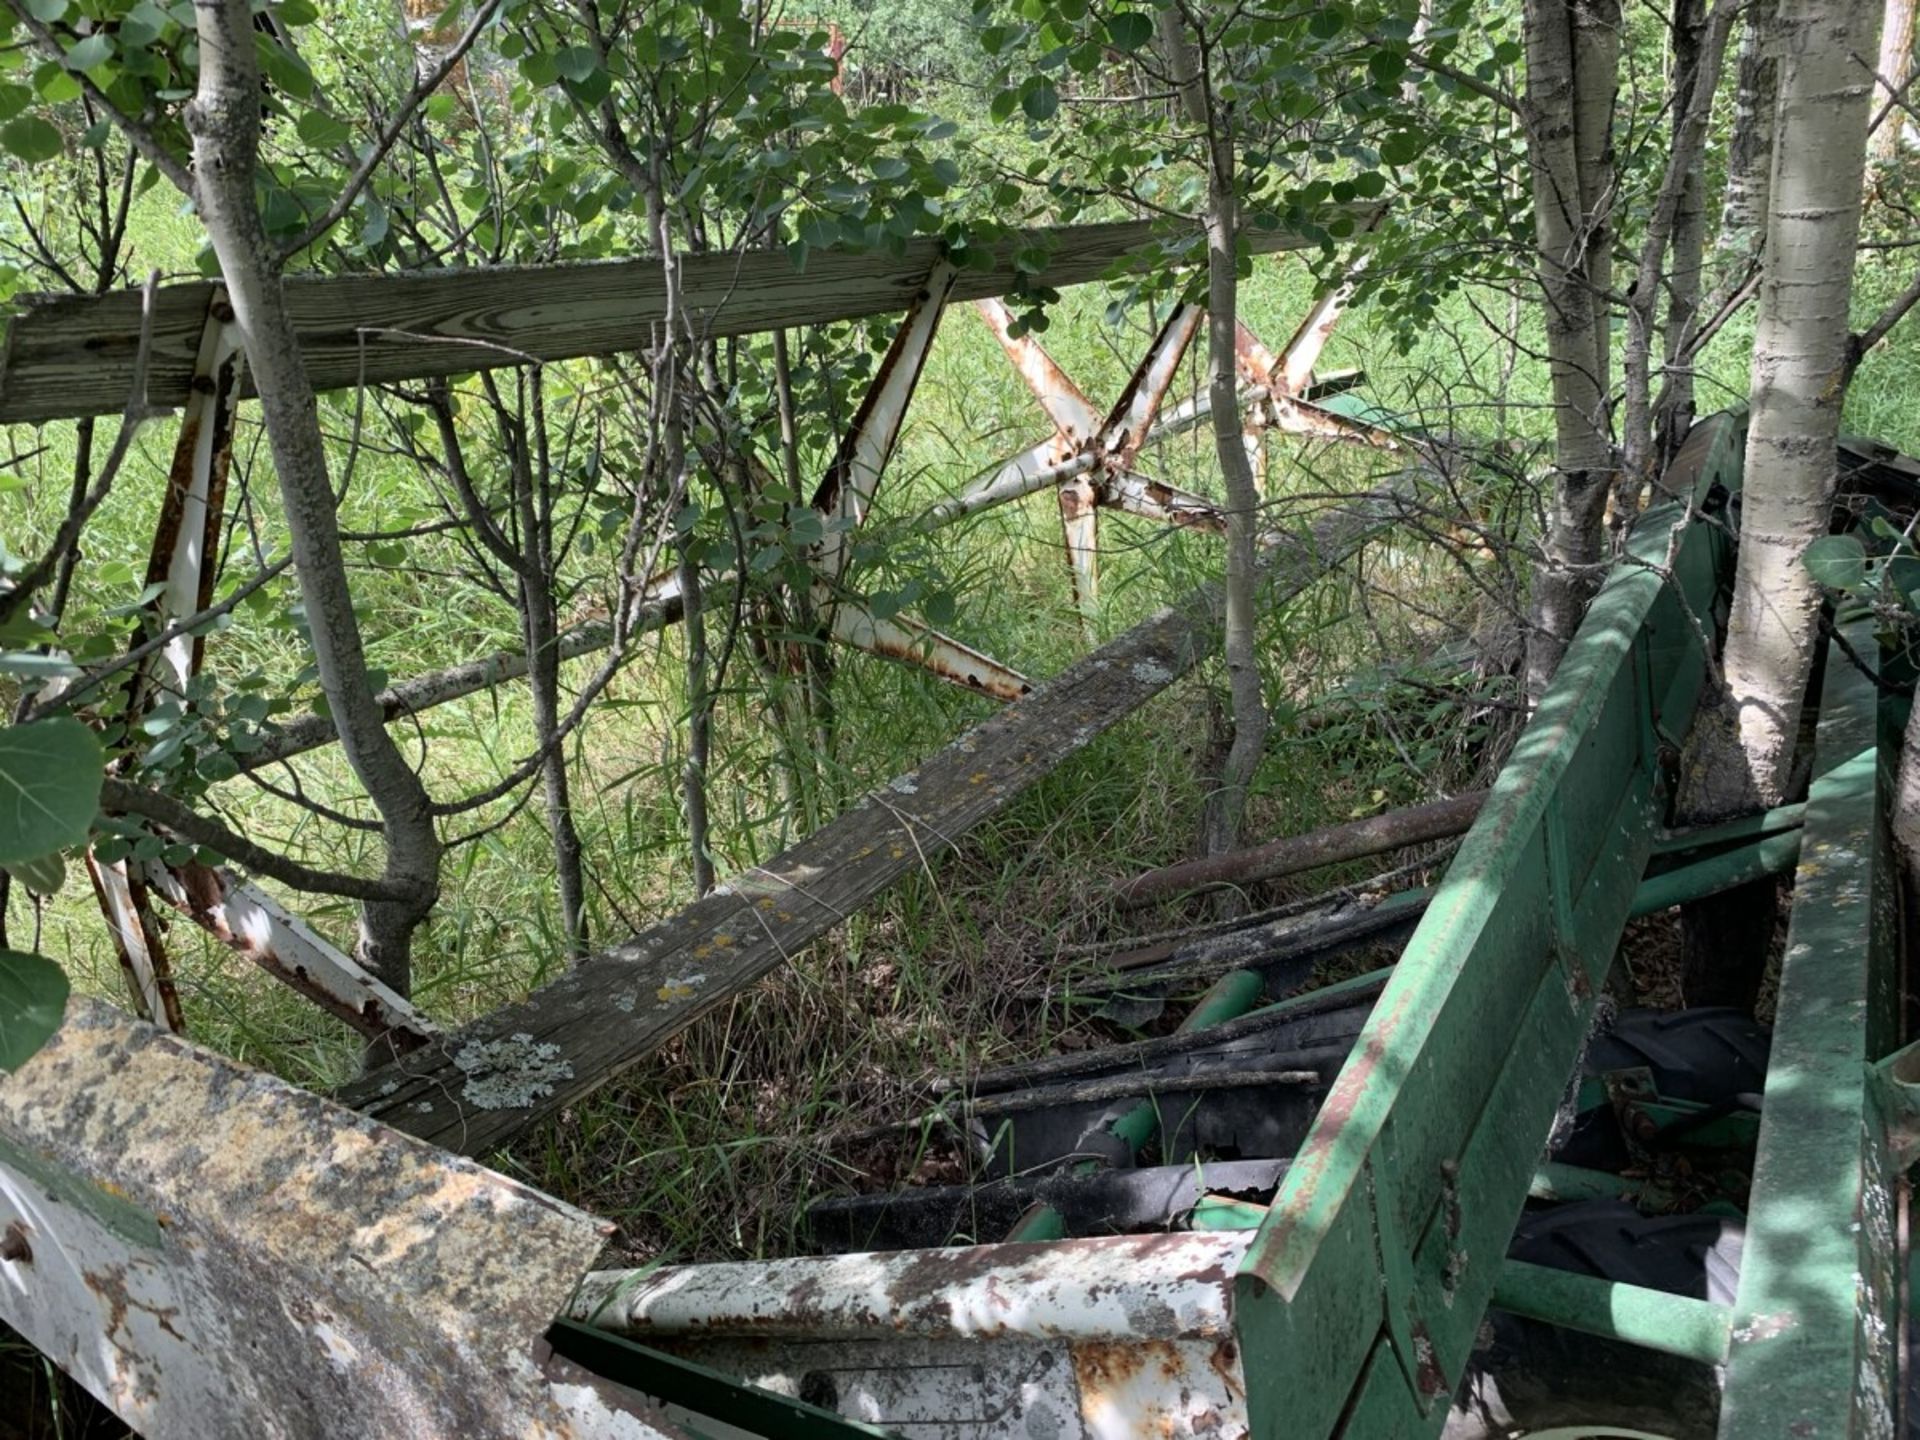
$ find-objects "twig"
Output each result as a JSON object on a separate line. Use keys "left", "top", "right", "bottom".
{"left": 98, "top": 778, "right": 415, "bottom": 902}
{"left": 278, "top": 0, "right": 507, "bottom": 261}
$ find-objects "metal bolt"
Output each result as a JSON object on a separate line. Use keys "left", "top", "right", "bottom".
{"left": 1, "top": 1223, "right": 30, "bottom": 1265}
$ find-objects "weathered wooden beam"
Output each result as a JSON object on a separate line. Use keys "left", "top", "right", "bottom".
{"left": 0, "top": 212, "right": 1377, "bottom": 424}
{"left": 338, "top": 485, "right": 1406, "bottom": 1156}
{"left": 1115, "top": 789, "right": 1488, "bottom": 905}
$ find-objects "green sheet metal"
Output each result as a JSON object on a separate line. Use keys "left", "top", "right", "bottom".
{"left": 1232, "top": 411, "right": 1744, "bottom": 1439}
{"left": 1717, "top": 616, "right": 1901, "bottom": 1439}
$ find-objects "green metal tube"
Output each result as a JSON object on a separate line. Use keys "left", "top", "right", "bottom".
{"left": 1651, "top": 801, "right": 1805, "bottom": 859}
{"left": 1004, "top": 1203, "right": 1067, "bottom": 1243}
{"left": 1189, "top": 1194, "right": 1268, "bottom": 1231}
{"left": 1491, "top": 1258, "right": 1732, "bottom": 1364}
{"left": 1628, "top": 829, "right": 1802, "bottom": 920}
{"left": 1108, "top": 968, "right": 1267, "bottom": 1155}
{"left": 1527, "top": 1160, "right": 1663, "bottom": 1206}
{"left": 1013, "top": 968, "right": 1268, "bottom": 1240}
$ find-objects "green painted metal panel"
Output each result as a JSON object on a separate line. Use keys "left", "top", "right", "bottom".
{"left": 1234, "top": 412, "right": 1744, "bottom": 1440}
{"left": 1717, "top": 616, "right": 1901, "bottom": 1440}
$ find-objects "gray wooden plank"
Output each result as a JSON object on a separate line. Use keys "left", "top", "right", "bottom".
{"left": 0, "top": 211, "right": 1376, "bottom": 424}
{"left": 340, "top": 488, "right": 1404, "bottom": 1156}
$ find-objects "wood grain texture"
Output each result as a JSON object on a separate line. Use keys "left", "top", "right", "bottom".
{"left": 0, "top": 212, "right": 1377, "bottom": 424}
{"left": 340, "top": 489, "right": 1404, "bottom": 1156}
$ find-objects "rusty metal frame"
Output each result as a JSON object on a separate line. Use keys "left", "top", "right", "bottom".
{"left": 84, "top": 291, "right": 440, "bottom": 1053}
{"left": 965, "top": 263, "right": 1395, "bottom": 616}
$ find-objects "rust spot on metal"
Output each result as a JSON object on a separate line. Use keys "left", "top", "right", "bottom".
{"left": 1073, "top": 1338, "right": 1153, "bottom": 1388}
{"left": 1207, "top": 1339, "right": 1245, "bottom": 1400}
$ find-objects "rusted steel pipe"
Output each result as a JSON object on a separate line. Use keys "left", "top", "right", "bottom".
{"left": 573, "top": 1230, "right": 1250, "bottom": 1342}
{"left": 1116, "top": 789, "right": 1488, "bottom": 906}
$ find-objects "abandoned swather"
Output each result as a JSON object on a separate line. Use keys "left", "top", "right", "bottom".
{"left": 1, "top": 215, "right": 1913, "bottom": 1438}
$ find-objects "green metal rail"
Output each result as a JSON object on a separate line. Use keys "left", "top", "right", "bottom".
{"left": 1233, "top": 411, "right": 1743, "bottom": 1436}
{"left": 1718, "top": 612, "right": 1904, "bottom": 1437}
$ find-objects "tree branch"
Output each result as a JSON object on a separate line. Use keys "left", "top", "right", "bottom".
{"left": 1850, "top": 263, "right": 1920, "bottom": 379}
{"left": 277, "top": 0, "right": 507, "bottom": 262}
{"left": 99, "top": 778, "right": 415, "bottom": 903}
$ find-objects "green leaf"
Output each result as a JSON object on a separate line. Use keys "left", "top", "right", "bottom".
{"left": 1021, "top": 77, "right": 1059, "bottom": 122}
{"left": 63, "top": 33, "right": 112, "bottom": 71}
{"left": 0, "top": 717, "right": 103, "bottom": 865}
{"left": 0, "top": 652, "right": 80, "bottom": 680}
{"left": 1105, "top": 12, "right": 1152, "bottom": 50}
{"left": 519, "top": 50, "right": 559, "bottom": 86}
{"left": 119, "top": 1, "right": 171, "bottom": 47}
{"left": 1368, "top": 50, "right": 1407, "bottom": 86}
{"left": 278, "top": 0, "right": 320, "bottom": 23}
{"left": 1804, "top": 533, "right": 1867, "bottom": 591}
{"left": 5, "top": 851, "right": 62, "bottom": 896}
{"left": 295, "top": 109, "right": 351, "bottom": 149}
{"left": 1, "top": 115, "right": 61, "bottom": 164}
{"left": 33, "top": 61, "right": 79, "bottom": 103}
{"left": 23, "top": 0, "right": 67, "bottom": 21}
{"left": 360, "top": 197, "right": 389, "bottom": 248}
{"left": 1379, "top": 132, "right": 1422, "bottom": 166}
{"left": 0, "top": 950, "right": 67, "bottom": 1073}
{"left": 554, "top": 45, "right": 598, "bottom": 82}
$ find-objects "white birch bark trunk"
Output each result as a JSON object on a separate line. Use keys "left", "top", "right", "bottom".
{"left": 1688, "top": 0, "right": 1883, "bottom": 818}
{"left": 1523, "top": 0, "right": 1621, "bottom": 695}
{"left": 1719, "top": 0, "right": 1780, "bottom": 257}
{"left": 1871, "top": 0, "right": 1917, "bottom": 160}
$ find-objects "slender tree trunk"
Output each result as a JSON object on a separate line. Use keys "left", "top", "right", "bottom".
{"left": 1656, "top": 0, "right": 1715, "bottom": 466}
{"left": 1680, "top": 0, "right": 1882, "bottom": 1006}
{"left": 188, "top": 0, "right": 440, "bottom": 994}
{"left": 1871, "top": 0, "right": 1916, "bottom": 161}
{"left": 1199, "top": 115, "right": 1270, "bottom": 860}
{"left": 1523, "top": 0, "right": 1622, "bottom": 695}
{"left": 1719, "top": 0, "right": 1779, "bottom": 259}
{"left": 677, "top": 481, "right": 715, "bottom": 898}
{"left": 1625, "top": 1, "right": 1733, "bottom": 495}
{"left": 516, "top": 378, "right": 588, "bottom": 956}
{"left": 1159, "top": 11, "right": 1268, "bottom": 858}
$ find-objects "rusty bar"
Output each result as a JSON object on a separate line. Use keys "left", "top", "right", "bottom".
{"left": 1098, "top": 304, "right": 1205, "bottom": 465}
{"left": 1056, "top": 475, "right": 1101, "bottom": 612}
{"left": 85, "top": 294, "right": 245, "bottom": 1034}
{"left": 826, "top": 599, "right": 1032, "bottom": 702}
{"left": 973, "top": 296, "right": 1103, "bottom": 444}
{"left": 571, "top": 1232, "right": 1256, "bottom": 1438}
{"left": 82, "top": 853, "right": 179, "bottom": 1029}
{"left": 919, "top": 443, "right": 1102, "bottom": 529}
{"left": 141, "top": 862, "right": 438, "bottom": 1050}
{"left": 1098, "top": 470, "right": 1231, "bottom": 533}
{"left": 573, "top": 1230, "right": 1248, "bottom": 1342}
{"left": 810, "top": 260, "right": 958, "bottom": 585}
